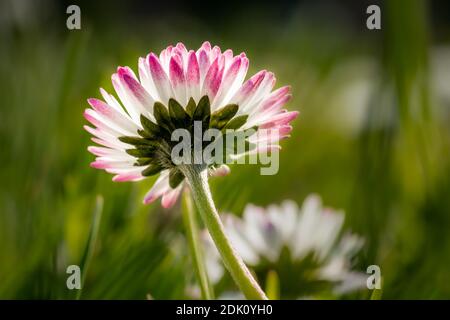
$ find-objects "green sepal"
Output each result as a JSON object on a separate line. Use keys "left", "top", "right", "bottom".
{"left": 210, "top": 104, "right": 238, "bottom": 129}
{"left": 169, "top": 168, "right": 185, "bottom": 188}
{"left": 169, "top": 98, "right": 190, "bottom": 128}
{"left": 126, "top": 147, "right": 156, "bottom": 158}
{"left": 141, "top": 163, "right": 163, "bottom": 176}
{"left": 119, "top": 136, "right": 158, "bottom": 147}
{"left": 223, "top": 114, "right": 248, "bottom": 130}
{"left": 140, "top": 115, "right": 160, "bottom": 137}
{"left": 153, "top": 102, "right": 174, "bottom": 131}
{"left": 185, "top": 97, "right": 197, "bottom": 117}
{"left": 135, "top": 157, "right": 154, "bottom": 166}
{"left": 137, "top": 129, "right": 154, "bottom": 139}
{"left": 193, "top": 95, "right": 211, "bottom": 122}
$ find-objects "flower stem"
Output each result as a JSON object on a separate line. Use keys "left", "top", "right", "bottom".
{"left": 181, "top": 188, "right": 214, "bottom": 300}
{"left": 180, "top": 165, "right": 268, "bottom": 300}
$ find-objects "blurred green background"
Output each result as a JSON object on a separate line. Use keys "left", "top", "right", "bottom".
{"left": 0, "top": 0, "right": 449, "bottom": 299}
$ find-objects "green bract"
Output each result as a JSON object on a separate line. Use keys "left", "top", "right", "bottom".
{"left": 119, "top": 95, "right": 256, "bottom": 189}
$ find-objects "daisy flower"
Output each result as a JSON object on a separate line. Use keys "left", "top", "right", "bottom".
{"left": 84, "top": 41, "right": 298, "bottom": 300}
{"left": 202, "top": 195, "right": 366, "bottom": 298}
{"left": 84, "top": 41, "right": 297, "bottom": 208}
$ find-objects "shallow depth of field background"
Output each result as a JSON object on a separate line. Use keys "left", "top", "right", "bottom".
{"left": 1, "top": 0, "right": 449, "bottom": 299}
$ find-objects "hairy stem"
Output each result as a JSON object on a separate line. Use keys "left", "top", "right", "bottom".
{"left": 180, "top": 165, "right": 268, "bottom": 300}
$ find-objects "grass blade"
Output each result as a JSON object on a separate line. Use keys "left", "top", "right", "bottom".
{"left": 76, "top": 195, "right": 103, "bottom": 299}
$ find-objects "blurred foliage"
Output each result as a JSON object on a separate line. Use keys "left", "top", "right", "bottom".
{"left": 0, "top": 0, "right": 449, "bottom": 299}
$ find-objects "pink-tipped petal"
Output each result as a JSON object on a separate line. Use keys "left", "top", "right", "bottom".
{"left": 260, "top": 111, "right": 299, "bottom": 129}
{"left": 110, "top": 67, "right": 144, "bottom": 123}
{"left": 113, "top": 173, "right": 144, "bottom": 182}
{"left": 138, "top": 56, "right": 158, "bottom": 99}
{"left": 100, "top": 88, "right": 127, "bottom": 116}
{"left": 84, "top": 109, "right": 129, "bottom": 137}
{"left": 169, "top": 56, "right": 187, "bottom": 104}
{"left": 87, "top": 98, "right": 139, "bottom": 135}
{"left": 249, "top": 126, "right": 293, "bottom": 144}
{"left": 87, "top": 146, "right": 127, "bottom": 158}
{"left": 247, "top": 93, "right": 292, "bottom": 127}
{"left": 186, "top": 50, "right": 201, "bottom": 101}
{"left": 202, "top": 58, "right": 224, "bottom": 101}
{"left": 84, "top": 125, "right": 129, "bottom": 150}
{"left": 211, "top": 165, "right": 231, "bottom": 177}
{"left": 174, "top": 42, "right": 188, "bottom": 62}
{"left": 91, "top": 137, "right": 122, "bottom": 150}
{"left": 159, "top": 45, "right": 174, "bottom": 71}
{"left": 91, "top": 159, "right": 135, "bottom": 170}
{"left": 209, "top": 45, "right": 222, "bottom": 62}
{"left": 231, "top": 70, "right": 266, "bottom": 107}
{"left": 222, "top": 49, "right": 234, "bottom": 67}
{"left": 148, "top": 53, "right": 173, "bottom": 104}
{"left": 240, "top": 72, "right": 276, "bottom": 114}
{"left": 161, "top": 186, "right": 182, "bottom": 208}
{"left": 198, "top": 41, "right": 211, "bottom": 53}
{"left": 117, "top": 67, "right": 154, "bottom": 118}
{"left": 212, "top": 56, "right": 247, "bottom": 109}
{"left": 260, "top": 86, "right": 291, "bottom": 110}
{"left": 197, "top": 49, "right": 210, "bottom": 83}
{"left": 143, "top": 172, "right": 171, "bottom": 205}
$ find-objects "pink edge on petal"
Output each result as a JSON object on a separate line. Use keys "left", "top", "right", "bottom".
{"left": 83, "top": 110, "right": 100, "bottom": 126}
{"left": 91, "top": 137, "right": 115, "bottom": 149}
{"left": 200, "top": 41, "right": 211, "bottom": 52}
{"left": 84, "top": 110, "right": 118, "bottom": 135}
{"left": 262, "top": 93, "right": 292, "bottom": 113}
{"left": 112, "top": 173, "right": 143, "bottom": 182}
{"left": 211, "top": 165, "right": 231, "bottom": 177}
{"left": 118, "top": 67, "right": 140, "bottom": 88}
{"left": 186, "top": 51, "right": 200, "bottom": 85}
{"left": 226, "top": 56, "right": 241, "bottom": 77}
{"left": 83, "top": 124, "right": 94, "bottom": 134}
{"left": 272, "top": 85, "right": 291, "bottom": 99}
{"left": 148, "top": 53, "right": 167, "bottom": 80}
{"left": 203, "top": 58, "right": 223, "bottom": 98}
{"left": 260, "top": 111, "right": 299, "bottom": 129}
{"left": 175, "top": 42, "right": 187, "bottom": 53}
{"left": 87, "top": 146, "right": 107, "bottom": 156}
{"left": 161, "top": 45, "right": 174, "bottom": 61}
{"left": 161, "top": 187, "right": 182, "bottom": 208}
{"left": 147, "top": 53, "right": 173, "bottom": 102}
{"left": 251, "top": 126, "right": 292, "bottom": 144}
{"left": 278, "top": 125, "right": 293, "bottom": 135}
{"left": 197, "top": 49, "right": 210, "bottom": 77}
{"left": 87, "top": 98, "right": 112, "bottom": 116}
{"left": 210, "top": 46, "right": 222, "bottom": 61}
{"left": 223, "top": 49, "right": 233, "bottom": 61}
{"left": 90, "top": 161, "right": 109, "bottom": 169}
{"left": 143, "top": 173, "right": 171, "bottom": 205}
{"left": 169, "top": 56, "right": 185, "bottom": 86}
{"left": 236, "top": 70, "right": 266, "bottom": 101}
{"left": 120, "top": 70, "right": 151, "bottom": 103}
{"left": 143, "top": 195, "right": 157, "bottom": 205}
{"left": 116, "top": 66, "right": 138, "bottom": 80}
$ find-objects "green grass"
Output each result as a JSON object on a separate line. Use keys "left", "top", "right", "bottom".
{"left": 0, "top": 0, "right": 449, "bottom": 299}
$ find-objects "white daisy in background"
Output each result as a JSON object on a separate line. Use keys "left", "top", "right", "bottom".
{"left": 84, "top": 42, "right": 298, "bottom": 208}
{"left": 202, "top": 195, "right": 366, "bottom": 298}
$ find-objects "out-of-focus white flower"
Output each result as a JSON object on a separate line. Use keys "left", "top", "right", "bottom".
{"left": 84, "top": 41, "right": 297, "bottom": 208}
{"left": 202, "top": 195, "right": 366, "bottom": 297}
